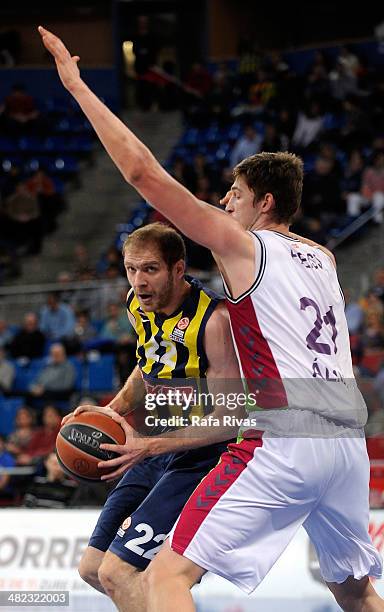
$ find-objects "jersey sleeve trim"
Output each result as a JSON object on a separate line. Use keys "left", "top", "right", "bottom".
{"left": 126, "top": 287, "right": 135, "bottom": 311}
{"left": 223, "top": 232, "right": 266, "bottom": 304}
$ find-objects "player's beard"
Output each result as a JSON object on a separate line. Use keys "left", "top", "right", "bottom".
{"left": 153, "top": 273, "right": 175, "bottom": 311}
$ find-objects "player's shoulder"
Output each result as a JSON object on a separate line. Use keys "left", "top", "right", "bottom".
{"left": 203, "top": 300, "right": 230, "bottom": 339}
{"left": 287, "top": 231, "right": 337, "bottom": 269}
{"left": 187, "top": 275, "right": 222, "bottom": 305}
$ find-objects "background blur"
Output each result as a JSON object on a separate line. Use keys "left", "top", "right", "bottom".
{"left": 1, "top": 1, "right": 384, "bottom": 609}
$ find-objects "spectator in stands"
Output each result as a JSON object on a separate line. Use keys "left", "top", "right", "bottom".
{"left": 98, "top": 266, "right": 128, "bottom": 316}
{"left": 96, "top": 245, "right": 124, "bottom": 278}
{"left": 275, "top": 107, "right": 296, "bottom": 148}
{"left": 317, "top": 142, "right": 343, "bottom": 178}
{"left": 189, "top": 153, "right": 216, "bottom": 193}
{"left": 185, "top": 61, "right": 212, "bottom": 98}
{"left": 1, "top": 181, "right": 43, "bottom": 254}
{"left": 28, "top": 343, "right": 75, "bottom": 402}
{"left": 230, "top": 125, "right": 262, "bottom": 167}
{"left": 0, "top": 347, "right": 15, "bottom": 394}
{"left": 56, "top": 271, "right": 75, "bottom": 304}
{"left": 341, "top": 149, "right": 365, "bottom": 217}
{"left": 170, "top": 157, "right": 193, "bottom": 191}
{"left": 340, "top": 95, "right": 372, "bottom": 152}
{"left": 39, "top": 292, "right": 76, "bottom": 342}
{"left": 0, "top": 435, "right": 16, "bottom": 499}
{"left": 72, "top": 243, "right": 95, "bottom": 279}
{"left": 371, "top": 268, "right": 384, "bottom": 304}
{"left": 194, "top": 176, "right": 213, "bottom": 202}
{"left": 16, "top": 405, "right": 61, "bottom": 466}
{"left": 344, "top": 288, "right": 364, "bottom": 334}
{"left": 8, "top": 312, "right": 46, "bottom": 360}
{"left": 0, "top": 83, "right": 39, "bottom": 135}
{"left": 292, "top": 100, "right": 324, "bottom": 151}
{"left": 305, "top": 61, "right": 331, "bottom": 102}
{"left": 360, "top": 290, "right": 384, "bottom": 320}
{"left": 23, "top": 451, "right": 77, "bottom": 508}
{"left": 337, "top": 45, "right": 361, "bottom": 78}
{"left": 360, "top": 150, "right": 384, "bottom": 223}
{"left": 0, "top": 319, "right": 14, "bottom": 348}
{"left": 24, "top": 169, "right": 64, "bottom": 234}
{"left": 72, "top": 310, "right": 97, "bottom": 351}
{"left": 99, "top": 302, "right": 136, "bottom": 347}
{"left": 361, "top": 312, "right": 384, "bottom": 350}
{"left": 261, "top": 122, "right": 288, "bottom": 152}
{"left": 6, "top": 406, "right": 36, "bottom": 459}
{"left": 301, "top": 155, "right": 344, "bottom": 224}
{"left": 329, "top": 58, "right": 359, "bottom": 101}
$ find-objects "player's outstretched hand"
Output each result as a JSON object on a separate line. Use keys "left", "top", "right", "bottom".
{"left": 38, "top": 26, "right": 82, "bottom": 93}
{"left": 98, "top": 414, "right": 150, "bottom": 482}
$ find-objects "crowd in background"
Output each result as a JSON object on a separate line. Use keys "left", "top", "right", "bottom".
{"left": 0, "top": 82, "right": 94, "bottom": 281}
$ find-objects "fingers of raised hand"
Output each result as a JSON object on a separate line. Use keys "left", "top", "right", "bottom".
{"left": 38, "top": 26, "right": 71, "bottom": 59}
{"left": 219, "top": 190, "right": 232, "bottom": 206}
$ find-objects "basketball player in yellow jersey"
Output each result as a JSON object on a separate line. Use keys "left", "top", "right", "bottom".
{"left": 63, "top": 223, "right": 240, "bottom": 612}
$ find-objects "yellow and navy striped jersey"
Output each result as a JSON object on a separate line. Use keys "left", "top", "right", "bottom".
{"left": 126, "top": 276, "right": 220, "bottom": 422}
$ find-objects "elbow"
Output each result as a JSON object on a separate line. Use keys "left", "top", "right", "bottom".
{"left": 122, "top": 148, "right": 156, "bottom": 186}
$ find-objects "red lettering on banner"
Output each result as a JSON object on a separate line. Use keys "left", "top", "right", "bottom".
{"left": 369, "top": 522, "right": 384, "bottom": 552}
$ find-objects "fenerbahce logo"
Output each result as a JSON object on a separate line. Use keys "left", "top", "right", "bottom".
{"left": 170, "top": 317, "right": 190, "bottom": 344}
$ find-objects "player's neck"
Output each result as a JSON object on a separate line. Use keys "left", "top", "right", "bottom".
{"left": 250, "top": 219, "right": 290, "bottom": 235}
{"left": 157, "top": 279, "right": 191, "bottom": 317}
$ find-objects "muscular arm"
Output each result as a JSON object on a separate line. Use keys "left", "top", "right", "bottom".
{"left": 108, "top": 364, "right": 145, "bottom": 416}
{"left": 38, "top": 27, "right": 248, "bottom": 258}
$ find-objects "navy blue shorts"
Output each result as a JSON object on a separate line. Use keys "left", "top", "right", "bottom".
{"left": 88, "top": 441, "right": 229, "bottom": 570}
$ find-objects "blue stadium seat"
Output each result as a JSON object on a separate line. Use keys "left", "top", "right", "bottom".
{"left": 12, "top": 361, "right": 33, "bottom": 393}
{"left": 0, "top": 137, "right": 19, "bottom": 154}
{"left": 88, "top": 354, "right": 115, "bottom": 392}
{"left": 0, "top": 396, "right": 24, "bottom": 436}
{"left": 18, "top": 136, "right": 45, "bottom": 154}
{"left": 68, "top": 356, "right": 84, "bottom": 391}
{"left": 45, "top": 156, "right": 79, "bottom": 176}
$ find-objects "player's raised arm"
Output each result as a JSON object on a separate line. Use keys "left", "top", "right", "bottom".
{"left": 38, "top": 26, "right": 248, "bottom": 258}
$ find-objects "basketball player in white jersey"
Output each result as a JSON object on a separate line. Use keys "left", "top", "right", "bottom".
{"left": 39, "top": 27, "right": 383, "bottom": 611}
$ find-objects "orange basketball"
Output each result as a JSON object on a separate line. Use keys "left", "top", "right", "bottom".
{"left": 56, "top": 411, "right": 125, "bottom": 482}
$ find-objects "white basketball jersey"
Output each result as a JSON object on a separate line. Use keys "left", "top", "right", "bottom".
{"left": 223, "top": 230, "right": 367, "bottom": 430}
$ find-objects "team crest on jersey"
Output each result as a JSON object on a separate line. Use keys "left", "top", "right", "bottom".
{"left": 170, "top": 317, "right": 190, "bottom": 344}
{"left": 177, "top": 317, "right": 190, "bottom": 330}
{"left": 117, "top": 516, "right": 132, "bottom": 537}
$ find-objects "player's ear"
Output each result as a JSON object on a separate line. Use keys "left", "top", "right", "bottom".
{"left": 174, "top": 259, "right": 185, "bottom": 278}
{"left": 261, "top": 192, "right": 275, "bottom": 214}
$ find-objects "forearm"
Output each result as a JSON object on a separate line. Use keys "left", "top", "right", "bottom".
{"left": 107, "top": 365, "right": 145, "bottom": 416}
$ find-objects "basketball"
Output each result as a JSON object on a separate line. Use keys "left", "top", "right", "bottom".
{"left": 56, "top": 411, "right": 125, "bottom": 482}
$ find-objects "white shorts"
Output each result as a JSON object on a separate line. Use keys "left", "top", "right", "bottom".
{"left": 170, "top": 434, "right": 382, "bottom": 594}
